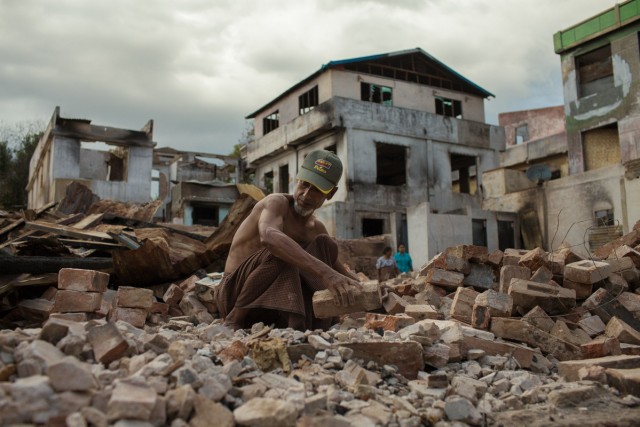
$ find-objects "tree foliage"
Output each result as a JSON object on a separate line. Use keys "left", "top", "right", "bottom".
{"left": 0, "top": 128, "right": 43, "bottom": 210}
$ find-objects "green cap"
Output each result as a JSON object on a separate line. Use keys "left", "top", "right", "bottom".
{"left": 296, "top": 150, "right": 343, "bottom": 194}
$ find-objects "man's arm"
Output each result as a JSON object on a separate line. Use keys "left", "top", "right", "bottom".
{"left": 258, "top": 196, "right": 361, "bottom": 306}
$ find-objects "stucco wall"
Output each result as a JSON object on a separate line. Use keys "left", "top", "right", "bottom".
{"left": 499, "top": 106, "right": 565, "bottom": 147}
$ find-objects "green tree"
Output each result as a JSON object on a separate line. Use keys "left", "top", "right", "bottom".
{"left": 227, "top": 121, "right": 254, "bottom": 184}
{"left": 0, "top": 127, "right": 43, "bottom": 209}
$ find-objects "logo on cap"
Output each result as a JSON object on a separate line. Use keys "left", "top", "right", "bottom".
{"left": 314, "top": 159, "right": 332, "bottom": 174}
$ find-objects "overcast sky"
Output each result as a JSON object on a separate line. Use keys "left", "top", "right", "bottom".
{"left": 0, "top": 0, "right": 615, "bottom": 154}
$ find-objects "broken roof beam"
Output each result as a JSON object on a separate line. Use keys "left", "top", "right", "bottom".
{"left": 54, "top": 120, "right": 155, "bottom": 148}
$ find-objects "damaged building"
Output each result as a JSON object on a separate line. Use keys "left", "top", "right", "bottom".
{"left": 244, "top": 48, "right": 513, "bottom": 265}
{"left": 484, "top": 0, "right": 640, "bottom": 257}
{"left": 27, "top": 107, "right": 155, "bottom": 209}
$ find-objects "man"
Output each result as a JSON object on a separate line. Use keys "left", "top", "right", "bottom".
{"left": 215, "top": 150, "right": 362, "bottom": 331}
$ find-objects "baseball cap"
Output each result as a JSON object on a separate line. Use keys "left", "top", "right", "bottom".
{"left": 296, "top": 150, "right": 343, "bottom": 194}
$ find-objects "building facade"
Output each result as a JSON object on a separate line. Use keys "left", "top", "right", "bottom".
{"left": 244, "top": 48, "right": 512, "bottom": 266}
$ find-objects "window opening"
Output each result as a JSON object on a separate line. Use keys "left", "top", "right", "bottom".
{"left": 279, "top": 164, "right": 289, "bottom": 193}
{"left": 497, "top": 220, "right": 515, "bottom": 251}
{"left": 576, "top": 44, "right": 613, "bottom": 98}
{"left": 362, "top": 218, "right": 384, "bottom": 237}
{"left": 472, "top": 219, "right": 487, "bottom": 247}
{"left": 582, "top": 122, "right": 620, "bottom": 171}
{"left": 191, "top": 204, "right": 219, "bottom": 227}
{"left": 376, "top": 143, "right": 406, "bottom": 186}
{"left": 435, "top": 97, "right": 462, "bottom": 118}
{"left": 361, "top": 82, "right": 393, "bottom": 106}
{"left": 263, "top": 171, "right": 274, "bottom": 194}
{"left": 515, "top": 124, "right": 529, "bottom": 145}
{"left": 299, "top": 85, "right": 319, "bottom": 115}
{"left": 263, "top": 111, "right": 279, "bottom": 135}
{"left": 325, "top": 144, "right": 337, "bottom": 153}
{"left": 594, "top": 209, "right": 614, "bottom": 227}
{"left": 451, "top": 153, "right": 477, "bottom": 194}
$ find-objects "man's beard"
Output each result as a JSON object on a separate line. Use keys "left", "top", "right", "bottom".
{"left": 294, "top": 201, "right": 314, "bottom": 217}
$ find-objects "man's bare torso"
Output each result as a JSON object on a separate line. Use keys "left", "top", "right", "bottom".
{"left": 224, "top": 193, "right": 326, "bottom": 274}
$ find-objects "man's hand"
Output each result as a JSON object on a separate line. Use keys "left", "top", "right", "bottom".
{"left": 324, "top": 271, "right": 363, "bottom": 307}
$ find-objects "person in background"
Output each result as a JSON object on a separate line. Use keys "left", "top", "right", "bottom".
{"left": 376, "top": 246, "right": 399, "bottom": 282}
{"left": 394, "top": 243, "right": 413, "bottom": 274}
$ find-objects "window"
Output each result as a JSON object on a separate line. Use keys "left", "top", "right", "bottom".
{"left": 263, "top": 171, "right": 274, "bottom": 194}
{"left": 472, "top": 219, "right": 487, "bottom": 247}
{"left": 594, "top": 209, "right": 614, "bottom": 227}
{"left": 435, "top": 97, "right": 462, "bottom": 118}
{"left": 263, "top": 111, "right": 279, "bottom": 135}
{"left": 451, "top": 153, "right": 477, "bottom": 194}
{"left": 361, "top": 82, "right": 393, "bottom": 106}
{"left": 325, "top": 144, "right": 337, "bottom": 153}
{"left": 299, "top": 86, "right": 319, "bottom": 115}
{"left": 362, "top": 218, "right": 384, "bottom": 237}
{"left": 376, "top": 143, "right": 406, "bottom": 186}
{"left": 279, "top": 164, "right": 289, "bottom": 193}
{"left": 582, "top": 123, "right": 620, "bottom": 171}
{"left": 497, "top": 220, "right": 515, "bottom": 251}
{"left": 515, "top": 124, "right": 529, "bottom": 145}
{"left": 191, "top": 204, "right": 219, "bottom": 226}
{"left": 576, "top": 44, "right": 613, "bottom": 98}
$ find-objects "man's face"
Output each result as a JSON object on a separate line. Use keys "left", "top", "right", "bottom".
{"left": 293, "top": 180, "right": 329, "bottom": 216}
{"left": 399, "top": 245, "right": 406, "bottom": 253}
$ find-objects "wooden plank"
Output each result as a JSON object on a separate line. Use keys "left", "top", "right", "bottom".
{"left": 0, "top": 207, "right": 72, "bottom": 249}
{"left": 25, "top": 220, "right": 115, "bottom": 241}
{"left": 0, "top": 255, "right": 113, "bottom": 274}
{"left": 57, "top": 238, "right": 124, "bottom": 250}
{"left": 70, "top": 213, "right": 104, "bottom": 230}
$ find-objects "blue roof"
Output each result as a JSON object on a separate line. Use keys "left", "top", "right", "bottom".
{"left": 247, "top": 48, "right": 494, "bottom": 118}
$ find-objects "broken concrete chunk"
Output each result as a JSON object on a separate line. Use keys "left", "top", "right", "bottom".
{"left": 474, "top": 290, "right": 512, "bottom": 317}
{"left": 424, "top": 268, "right": 465, "bottom": 289}
{"left": 107, "top": 379, "right": 158, "bottom": 421}
{"left": 405, "top": 304, "right": 439, "bottom": 321}
{"left": 463, "top": 263, "right": 495, "bottom": 290}
{"left": 233, "top": 397, "right": 298, "bottom": 427}
{"left": 58, "top": 268, "right": 109, "bottom": 293}
{"left": 48, "top": 356, "right": 98, "bottom": 392}
{"left": 312, "top": 282, "right": 382, "bottom": 318}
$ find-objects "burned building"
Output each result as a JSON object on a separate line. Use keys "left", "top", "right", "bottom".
{"left": 27, "top": 107, "right": 155, "bottom": 209}
{"left": 244, "top": 48, "right": 513, "bottom": 265}
{"left": 484, "top": 0, "right": 640, "bottom": 256}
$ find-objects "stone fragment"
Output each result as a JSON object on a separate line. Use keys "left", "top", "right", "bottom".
{"left": 605, "top": 316, "right": 640, "bottom": 345}
{"left": 547, "top": 384, "right": 607, "bottom": 407}
{"left": 108, "top": 307, "right": 147, "bottom": 328}
{"left": 312, "top": 282, "right": 382, "bottom": 318}
{"left": 48, "top": 356, "right": 98, "bottom": 391}
{"left": 307, "top": 335, "right": 332, "bottom": 350}
{"left": 81, "top": 407, "right": 108, "bottom": 427}
{"left": 424, "top": 268, "right": 464, "bottom": 289}
{"left": 165, "top": 385, "right": 195, "bottom": 420}
{"left": 475, "top": 290, "right": 512, "bottom": 317}
{"left": 498, "top": 265, "right": 530, "bottom": 294}
{"left": 463, "top": 264, "right": 494, "bottom": 290}
{"left": 364, "top": 313, "right": 415, "bottom": 332}
{"left": 107, "top": 380, "right": 157, "bottom": 421}
{"left": 451, "top": 375, "right": 488, "bottom": 404}
{"left": 233, "top": 397, "right": 298, "bottom": 427}
{"left": 450, "top": 287, "right": 479, "bottom": 323}
{"left": 179, "top": 293, "right": 214, "bottom": 324}
{"left": 424, "top": 343, "right": 450, "bottom": 368}
{"left": 404, "top": 304, "right": 439, "bottom": 321}
{"left": 444, "top": 396, "right": 482, "bottom": 425}
{"left": 191, "top": 394, "right": 234, "bottom": 427}
{"left": 198, "top": 374, "right": 232, "bottom": 402}
{"left": 558, "top": 354, "right": 640, "bottom": 381}
{"left": 14, "top": 339, "right": 65, "bottom": 377}
{"left": 58, "top": 268, "right": 109, "bottom": 293}
{"left": 53, "top": 290, "right": 102, "bottom": 313}
{"left": 508, "top": 278, "right": 576, "bottom": 315}
{"left": 116, "top": 286, "right": 154, "bottom": 309}
{"left": 87, "top": 322, "right": 129, "bottom": 365}
{"left": 162, "top": 284, "right": 184, "bottom": 306}
{"left": 581, "top": 336, "right": 621, "bottom": 359}
{"left": 39, "top": 317, "right": 76, "bottom": 344}
{"left": 564, "top": 260, "right": 612, "bottom": 284}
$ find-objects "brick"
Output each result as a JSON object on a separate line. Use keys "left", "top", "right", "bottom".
{"left": 391, "top": 283, "right": 415, "bottom": 297}
{"left": 605, "top": 256, "right": 636, "bottom": 274}
{"left": 490, "top": 317, "right": 582, "bottom": 361}
{"left": 41, "top": 286, "right": 58, "bottom": 301}
{"left": 530, "top": 266, "right": 553, "bottom": 284}
{"left": 58, "top": 268, "right": 109, "bottom": 293}
{"left": 431, "top": 252, "right": 471, "bottom": 274}
{"left": 471, "top": 305, "right": 490, "bottom": 330}
{"left": 564, "top": 260, "right": 612, "bottom": 284}
{"left": 518, "top": 247, "right": 549, "bottom": 271}
{"left": 150, "top": 301, "right": 169, "bottom": 315}
{"left": 312, "top": 282, "right": 382, "bottom": 318}
{"left": 498, "top": 265, "right": 530, "bottom": 294}
{"left": 383, "top": 292, "right": 408, "bottom": 314}
{"left": 424, "top": 268, "right": 465, "bottom": 289}
{"left": 621, "top": 343, "right": 640, "bottom": 355}
{"left": 579, "top": 315, "right": 607, "bottom": 337}
{"left": 461, "top": 335, "right": 535, "bottom": 369}
{"left": 49, "top": 312, "right": 90, "bottom": 322}
{"left": 109, "top": 307, "right": 147, "bottom": 328}
{"left": 562, "top": 278, "right": 593, "bottom": 300}
{"left": 606, "top": 367, "right": 640, "bottom": 397}
{"left": 414, "top": 284, "right": 445, "bottom": 307}
{"left": 502, "top": 249, "right": 529, "bottom": 266}
{"left": 486, "top": 249, "right": 504, "bottom": 268}
{"left": 424, "top": 373, "right": 449, "bottom": 388}
{"left": 87, "top": 322, "right": 130, "bottom": 365}
{"left": 605, "top": 317, "right": 640, "bottom": 345}
{"left": 474, "top": 290, "right": 512, "bottom": 317}
{"left": 116, "top": 286, "right": 154, "bottom": 309}
{"left": 450, "top": 287, "right": 480, "bottom": 323}
{"left": 618, "top": 292, "right": 640, "bottom": 315}
{"left": 581, "top": 336, "right": 621, "bottom": 359}
{"left": 508, "top": 279, "right": 575, "bottom": 315}
{"left": 522, "top": 305, "right": 555, "bottom": 332}
{"left": 463, "top": 263, "right": 495, "bottom": 290}
{"left": 179, "top": 293, "right": 215, "bottom": 324}
{"left": 558, "top": 354, "right": 640, "bottom": 381}
{"left": 584, "top": 288, "right": 640, "bottom": 331}
{"left": 53, "top": 290, "right": 102, "bottom": 313}
{"left": 163, "top": 284, "right": 185, "bottom": 306}
{"left": 613, "top": 245, "right": 640, "bottom": 269}
{"left": 97, "top": 289, "right": 117, "bottom": 317}
{"left": 364, "top": 313, "right": 415, "bottom": 332}
{"left": 605, "top": 273, "right": 629, "bottom": 295}
{"left": 341, "top": 341, "right": 423, "bottom": 379}
{"left": 550, "top": 320, "right": 591, "bottom": 346}
{"left": 423, "top": 343, "right": 451, "bottom": 368}
{"left": 446, "top": 245, "right": 489, "bottom": 263}
{"left": 18, "top": 298, "right": 53, "bottom": 320}
{"left": 405, "top": 304, "right": 439, "bottom": 321}
{"left": 39, "top": 317, "right": 76, "bottom": 344}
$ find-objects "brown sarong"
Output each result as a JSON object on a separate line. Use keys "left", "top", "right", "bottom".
{"left": 215, "top": 234, "right": 338, "bottom": 330}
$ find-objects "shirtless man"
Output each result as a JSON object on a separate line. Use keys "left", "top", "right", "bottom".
{"left": 215, "top": 150, "right": 362, "bottom": 330}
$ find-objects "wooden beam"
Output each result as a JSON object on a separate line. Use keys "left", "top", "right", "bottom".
{"left": 0, "top": 256, "right": 113, "bottom": 274}
{"left": 25, "top": 220, "right": 116, "bottom": 242}
{"left": 0, "top": 201, "right": 57, "bottom": 239}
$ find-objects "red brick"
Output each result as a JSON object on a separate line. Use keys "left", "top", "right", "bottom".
{"left": 18, "top": 298, "right": 53, "bottom": 320}
{"left": 446, "top": 245, "right": 488, "bottom": 263}
{"left": 522, "top": 305, "right": 555, "bottom": 332}
{"left": 425, "top": 268, "right": 465, "bottom": 289}
{"left": 530, "top": 266, "right": 553, "bottom": 284}
{"left": 163, "top": 284, "right": 184, "bottom": 306}
{"left": 485, "top": 250, "right": 504, "bottom": 268}
{"left": 109, "top": 307, "right": 147, "bottom": 328}
{"left": 613, "top": 245, "right": 640, "bottom": 269}
{"left": 41, "top": 286, "right": 58, "bottom": 301}
{"left": 562, "top": 278, "right": 593, "bottom": 300}
{"left": 97, "top": 289, "right": 117, "bottom": 317}
{"left": 474, "top": 290, "right": 512, "bottom": 317}
{"left": 87, "top": 322, "right": 130, "bottom": 365}
{"left": 116, "top": 286, "right": 154, "bottom": 309}
{"left": 53, "top": 290, "right": 102, "bottom": 313}
{"left": 581, "top": 337, "right": 621, "bottom": 359}
{"left": 605, "top": 317, "right": 640, "bottom": 345}
{"left": 58, "top": 268, "right": 109, "bottom": 293}
{"left": 498, "top": 265, "right": 530, "bottom": 294}
{"left": 508, "top": 279, "right": 576, "bottom": 315}
{"left": 550, "top": 320, "right": 591, "bottom": 346}
{"left": 364, "top": 313, "right": 415, "bottom": 332}
{"left": 150, "top": 301, "right": 169, "bottom": 315}
{"left": 518, "top": 247, "right": 549, "bottom": 271}
{"left": 383, "top": 292, "right": 408, "bottom": 314}
{"left": 502, "top": 249, "right": 529, "bottom": 266}
{"left": 312, "top": 284, "right": 381, "bottom": 318}
{"left": 450, "top": 287, "right": 479, "bottom": 323}
{"left": 564, "top": 260, "right": 612, "bottom": 284}
{"left": 405, "top": 304, "right": 439, "bottom": 321}
{"left": 431, "top": 252, "right": 471, "bottom": 274}
{"left": 177, "top": 274, "right": 200, "bottom": 293}
{"left": 606, "top": 367, "right": 640, "bottom": 397}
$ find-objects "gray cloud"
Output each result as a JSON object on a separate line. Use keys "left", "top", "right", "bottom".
{"left": 0, "top": 0, "right": 615, "bottom": 154}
